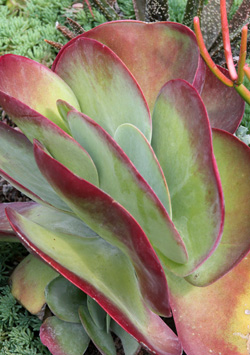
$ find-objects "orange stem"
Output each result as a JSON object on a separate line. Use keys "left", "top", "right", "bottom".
{"left": 237, "top": 25, "right": 248, "bottom": 85}
{"left": 244, "top": 65, "right": 250, "bottom": 82}
{"left": 220, "top": 0, "right": 238, "bottom": 81}
{"left": 193, "top": 17, "right": 233, "bottom": 87}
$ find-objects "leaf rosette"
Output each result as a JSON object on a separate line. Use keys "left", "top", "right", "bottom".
{"left": 0, "top": 20, "right": 249, "bottom": 355}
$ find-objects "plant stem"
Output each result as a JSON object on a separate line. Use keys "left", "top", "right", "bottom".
{"left": 234, "top": 83, "right": 250, "bottom": 105}
{"left": 237, "top": 25, "right": 248, "bottom": 85}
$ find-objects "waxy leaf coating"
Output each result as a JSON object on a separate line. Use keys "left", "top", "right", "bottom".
{"left": 33, "top": 139, "right": 171, "bottom": 317}
{"left": 53, "top": 36, "right": 152, "bottom": 141}
{"left": 0, "top": 54, "right": 80, "bottom": 133}
{"left": 152, "top": 79, "right": 224, "bottom": 276}
{"left": 6, "top": 208, "right": 182, "bottom": 355}
{"left": 186, "top": 129, "right": 250, "bottom": 285}
{"left": 68, "top": 110, "right": 187, "bottom": 264}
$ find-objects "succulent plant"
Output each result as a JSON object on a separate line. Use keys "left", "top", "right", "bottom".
{"left": 0, "top": 19, "right": 249, "bottom": 355}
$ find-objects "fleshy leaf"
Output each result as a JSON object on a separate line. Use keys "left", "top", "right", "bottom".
{"left": 87, "top": 296, "right": 107, "bottom": 330}
{"left": 53, "top": 36, "right": 151, "bottom": 141}
{"left": 74, "top": 20, "right": 201, "bottom": 111}
{"left": 167, "top": 254, "right": 250, "bottom": 355}
{"left": 0, "top": 100, "right": 99, "bottom": 187}
{"left": 0, "top": 54, "right": 80, "bottom": 133}
{"left": 200, "top": 64, "right": 245, "bottom": 133}
{"left": 0, "top": 122, "right": 70, "bottom": 211}
{"left": 110, "top": 320, "right": 141, "bottom": 355}
{"left": 186, "top": 129, "right": 250, "bottom": 285}
{"left": 6, "top": 208, "right": 182, "bottom": 355}
{"left": 11, "top": 254, "right": 58, "bottom": 315}
{"left": 40, "top": 316, "right": 90, "bottom": 355}
{"left": 68, "top": 111, "right": 186, "bottom": 264}
{"left": 79, "top": 305, "right": 117, "bottom": 355}
{"left": 152, "top": 79, "right": 224, "bottom": 276}
{"left": 33, "top": 139, "right": 172, "bottom": 317}
{"left": 114, "top": 123, "right": 172, "bottom": 217}
{"left": 45, "top": 276, "right": 87, "bottom": 323}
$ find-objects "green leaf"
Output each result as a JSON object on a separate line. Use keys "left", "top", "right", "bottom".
{"left": 6, "top": 208, "right": 182, "bottom": 355}
{"left": 114, "top": 123, "right": 172, "bottom": 217}
{"left": 11, "top": 254, "right": 58, "bottom": 315}
{"left": 0, "top": 55, "right": 80, "bottom": 133}
{"left": 152, "top": 79, "right": 224, "bottom": 276}
{"left": 53, "top": 37, "right": 152, "bottom": 141}
{"left": 79, "top": 305, "right": 116, "bottom": 355}
{"left": 45, "top": 276, "right": 87, "bottom": 323}
{"left": 87, "top": 295, "right": 106, "bottom": 330}
{"left": 110, "top": 319, "right": 141, "bottom": 355}
{"left": 186, "top": 129, "right": 250, "bottom": 285}
{"left": 40, "top": 316, "right": 90, "bottom": 355}
{"left": 68, "top": 110, "right": 187, "bottom": 265}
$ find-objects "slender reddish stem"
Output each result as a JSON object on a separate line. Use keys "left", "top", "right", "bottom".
{"left": 244, "top": 64, "right": 250, "bottom": 82}
{"left": 193, "top": 17, "right": 233, "bottom": 87}
{"left": 220, "top": 0, "right": 238, "bottom": 81}
{"left": 237, "top": 25, "right": 248, "bottom": 85}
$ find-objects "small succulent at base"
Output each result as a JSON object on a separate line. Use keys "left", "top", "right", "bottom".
{"left": 9, "top": 254, "right": 140, "bottom": 355}
{"left": 0, "top": 18, "right": 249, "bottom": 355}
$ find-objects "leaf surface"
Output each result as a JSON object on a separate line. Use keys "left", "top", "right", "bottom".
{"left": 114, "top": 123, "right": 172, "bottom": 217}
{"left": 0, "top": 123, "right": 70, "bottom": 211}
{"left": 11, "top": 254, "right": 58, "bottom": 315}
{"left": 0, "top": 54, "right": 80, "bottom": 133}
{"left": 33, "top": 139, "right": 171, "bottom": 317}
{"left": 6, "top": 208, "right": 182, "bottom": 355}
{"left": 152, "top": 79, "right": 224, "bottom": 276}
{"left": 167, "top": 254, "right": 250, "bottom": 355}
{"left": 186, "top": 129, "right": 250, "bottom": 285}
{"left": 54, "top": 21, "right": 200, "bottom": 112}
{"left": 200, "top": 64, "right": 245, "bottom": 133}
{"left": 40, "top": 317, "right": 90, "bottom": 355}
{"left": 53, "top": 37, "right": 151, "bottom": 141}
{"left": 68, "top": 111, "right": 186, "bottom": 264}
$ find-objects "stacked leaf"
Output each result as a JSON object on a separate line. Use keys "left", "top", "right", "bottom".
{"left": 0, "top": 20, "right": 249, "bottom": 355}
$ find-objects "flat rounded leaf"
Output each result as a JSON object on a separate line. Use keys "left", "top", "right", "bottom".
{"left": 53, "top": 37, "right": 151, "bottom": 141}
{"left": 57, "top": 21, "right": 200, "bottom": 111}
{"left": 68, "top": 111, "right": 186, "bottom": 265}
{"left": 167, "top": 254, "right": 250, "bottom": 355}
{"left": 186, "top": 129, "right": 250, "bottom": 286}
{"left": 79, "top": 305, "right": 116, "bottom": 355}
{"left": 0, "top": 122, "right": 70, "bottom": 211}
{"left": 114, "top": 123, "right": 172, "bottom": 217}
{"left": 110, "top": 320, "right": 141, "bottom": 355}
{"left": 6, "top": 208, "right": 182, "bottom": 355}
{"left": 87, "top": 296, "right": 107, "bottom": 330}
{"left": 0, "top": 100, "right": 99, "bottom": 187}
{"left": 45, "top": 275, "right": 87, "bottom": 323}
{"left": 11, "top": 254, "right": 58, "bottom": 315}
{"left": 40, "top": 316, "right": 90, "bottom": 355}
{"left": 200, "top": 64, "right": 245, "bottom": 133}
{"left": 152, "top": 80, "right": 224, "bottom": 276}
{"left": 0, "top": 54, "right": 80, "bottom": 132}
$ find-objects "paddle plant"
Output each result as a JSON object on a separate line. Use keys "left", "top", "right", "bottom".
{"left": 0, "top": 19, "right": 249, "bottom": 355}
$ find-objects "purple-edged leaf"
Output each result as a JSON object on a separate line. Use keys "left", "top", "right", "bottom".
{"left": 0, "top": 100, "right": 99, "bottom": 186}
{"left": 79, "top": 305, "right": 117, "bottom": 355}
{"left": 68, "top": 111, "right": 186, "bottom": 264}
{"left": 200, "top": 64, "right": 245, "bottom": 133}
{"left": 167, "top": 254, "right": 250, "bottom": 355}
{"left": 186, "top": 129, "right": 250, "bottom": 286}
{"left": 152, "top": 79, "right": 224, "bottom": 276}
{"left": 53, "top": 37, "right": 151, "bottom": 141}
{"left": 11, "top": 254, "right": 58, "bottom": 315}
{"left": 7, "top": 209, "right": 182, "bottom": 355}
{"left": 0, "top": 54, "right": 80, "bottom": 133}
{"left": 68, "top": 21, "right": 201, "bottom": 111}
{"left": 0, "top": 123, "right": 70, "bottom": 211}
{"left": 192, "top": 56, "right": 206, "bottom": 93}
{"left": 33, "top": 140, "right": 171, "bottom": 317}
{"left": 45, "top": 276, "right": 87, "bottom": 323}
{"left": 114, "top": 123, "right": 172, "bottom": 217}
{"left": 40, "top": 316, "right": 90, "bottom": 355}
